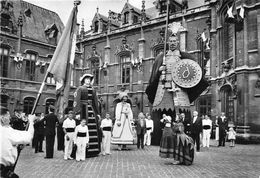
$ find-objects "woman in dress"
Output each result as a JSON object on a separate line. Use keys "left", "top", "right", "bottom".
{"left": 159, "top": 114, "right": 175, "bottom": 159}
{"left": 111, "top": 92, "right": 134, "bottom": 150}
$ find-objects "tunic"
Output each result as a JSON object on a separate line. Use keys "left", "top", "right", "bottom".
{"left": 111, "top": 102, "right": 134, "bottom": 145}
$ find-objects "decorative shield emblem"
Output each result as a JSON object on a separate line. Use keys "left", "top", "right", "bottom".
{"left": 172, "top": 59, "right": 202, "bottom": 88}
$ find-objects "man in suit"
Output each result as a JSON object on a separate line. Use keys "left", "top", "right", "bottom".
{"left": 135, "top": 112, "right": 147, "bottom": 149}
{"left": 217, "top": 112, "right": 228, "bottom": 147}
{"left": 38, "top": 105, "right": 59, "bottom": 158}
{"left": 181, "top": 113, "right": 191, "bottom": 136}
{"left": 34, "top": 113, "right": 45, "bottom": 153}
{"left": 190, "top": 111, "right": 202, "bottom": 152}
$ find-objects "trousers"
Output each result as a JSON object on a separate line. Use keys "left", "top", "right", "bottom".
{"left": 202, "top": 129, "right": 211, "bottom": 147}
{"left": 144, "top": 129, "right": 152, "bottom": 146}
{"left": 102, "top": 131, "right": 111, "bottom": 154}
{"left": 64, "top": 132, "right": 74, "bottom": 159}
{"left": 76, "top": 137, "right": 87, "bottom": 161}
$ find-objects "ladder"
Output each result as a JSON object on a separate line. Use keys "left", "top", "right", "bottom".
{"left": 85, "top": 96, "right": 100, "bottom": 157}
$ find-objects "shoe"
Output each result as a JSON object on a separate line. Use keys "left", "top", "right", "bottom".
{"left": 39, "top": 150, "right": 44, "bottom": 152}
{"left": 64, "top": 157, "right": 68, "bottom": 160}
{"left": 44, "top": 157, "right": 52, "bottom": 159}
{"left": 35, "top": 151, "right": 38, "bottom": 153}
{"left": 106, "top": 153, "right": 111, "bottom": 155}
{"left": 102, "top": 153, "right": 106, "bottom": 156}
{"left": 68, "top": 157, "right": 74, "bottom": 160}
{"left": 172, "top": 160, "right": 180, "bottom": 165}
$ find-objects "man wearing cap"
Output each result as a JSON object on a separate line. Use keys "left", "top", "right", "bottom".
{"left": 62, "top": 111, "right": 76, "bottom": 160}
{"left": 0, "top": 106, "right": 36, "bottom": 177}
{"left": 73, "top": 73, "right": 101, "bottom": 156}
{"left": 37, "top": 105, "right": 59, "bottom": 158}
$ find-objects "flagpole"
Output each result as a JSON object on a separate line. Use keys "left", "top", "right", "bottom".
{"left": 162, "top": 0, "right": 170, "bottom": 84}
{"left": 31, "top": 73, "right": 49, "bottom": 115}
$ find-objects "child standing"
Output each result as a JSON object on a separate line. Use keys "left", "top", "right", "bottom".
{"left": 228, "top": 127, "right": 236, "bottom": 147}
{"left": 74, "top": 119, "right": 89, "bottom": 161}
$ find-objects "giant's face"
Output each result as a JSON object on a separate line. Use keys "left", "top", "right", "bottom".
{"left": 168, "top": 36, "right": 179, "bottom": 51}
{"left": 84, "top": 77, "right": 91, "bottom": 85}
{"left": 122, "top": 96, "right": 128, "bottom": 102}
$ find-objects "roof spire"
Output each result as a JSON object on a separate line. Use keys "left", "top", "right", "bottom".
{"left": 96, "top": 7, "right": 99, "bottom": 13}
{"left": 80, "top": 19, "right": 84, "bottom": 35}
{"left": 141, "top": 0, "right": 146, "bottom": 22}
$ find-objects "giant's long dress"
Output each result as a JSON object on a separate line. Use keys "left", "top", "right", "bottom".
{"left": 111, "top": 102, "right": 134, "bottom": 145}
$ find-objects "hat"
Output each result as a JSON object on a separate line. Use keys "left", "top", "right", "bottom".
{"left": 68, "top": 111, "right": 74, "bottom": 114}
{"left": 119, "top": 92, "right": 128, "bottom": 100}
{"left": 80, "top": 73, "right": 94, "bottom": 85}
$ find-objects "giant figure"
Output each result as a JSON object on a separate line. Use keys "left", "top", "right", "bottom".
{"left": 145, "top": 25, "right": 208, "bottom": 164}
{"left": 73, "top": 73, "right": 101, "bottom": 157}
{"left": 111, "top": 92, "right": 134, "bottom": 150}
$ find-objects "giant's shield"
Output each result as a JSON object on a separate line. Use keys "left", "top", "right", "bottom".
{"left": 172, "top": 59, "right": 202, "bottom": 88}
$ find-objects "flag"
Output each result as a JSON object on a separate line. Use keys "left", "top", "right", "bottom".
{"left": 47, "top": 5, "right": 78, "bottom": 117}
{"left": 201, "top": 32, "right": 207, "bottom": 42}
{"left": 239, "top": 5, "right": 244, "bottom": 19}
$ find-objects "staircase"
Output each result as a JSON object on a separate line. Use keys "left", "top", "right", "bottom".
{"left": 86, "top": 103, "right": 100, "bottom": 157}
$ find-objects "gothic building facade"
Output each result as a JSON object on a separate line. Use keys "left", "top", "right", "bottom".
{"left": 208, "top": 0, "right": 260, "bottom": 142}
{"left": 76, "top": 0, "right": 212, "bottom": 145}
{"left": 0, "top": 0, "right": 76, "bottom": 115}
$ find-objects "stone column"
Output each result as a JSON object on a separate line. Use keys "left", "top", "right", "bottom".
{"left": 179, "top": 16, "right": 187, "bottom": 51}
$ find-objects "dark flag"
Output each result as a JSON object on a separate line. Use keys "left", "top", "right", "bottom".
{"left": 47, "top": 5, "right": 78, "bottom": 117}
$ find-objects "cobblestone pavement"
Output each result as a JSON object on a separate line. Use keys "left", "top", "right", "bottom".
{"left": 16, "top": 140, "right": 260, "bottom": 178}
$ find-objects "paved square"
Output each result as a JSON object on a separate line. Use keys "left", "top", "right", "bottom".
{"left": 16, "top": 140, "right": 260, "bottom": 178}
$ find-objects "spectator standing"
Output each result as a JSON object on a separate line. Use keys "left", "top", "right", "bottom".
{"left": 190, "top": 111, "right": 202, "bottom": 152}
{"left": 34, "top": 113, "right": 45, "bottom": 153}
{"left": 38, "top": 105, "right": 59, "bottom": 158}
{"left": 74, "top": 119, "right": 89, "bottom": 161}
{"left": 202, "top": 115, "right": 212, "bottom": 148}
{"left": 217, "top": 112, "right": 228, "bottom": 147}
{"left": 159, "top": 114, "right": 175, "bottom": 160}
{"left": 100, "top": 113, "right": 113, "bottom": 155}
{"left": 144, "top": 114, "right": 153, "bottom": 146}
{"left": 63, "top": 111, "right": 76, "bottom": 160}
{"left": 135, "top": 112, "right": 147, "bottom": 149}
{"left": 181, "top": 113, "right": 191, "bottom": 136}
{"left": 228, "top": 127, "right": 236, "bottom": 147}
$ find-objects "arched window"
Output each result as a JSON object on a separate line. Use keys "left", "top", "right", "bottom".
{"left": 94, "top": 21, "right": 99, "bottom": 32}
{"left": 197, "top": 96, "right": 211, "bottom": 116}
{"left": 45, "top": 98, "right": 56, "bottom": 114}
{"left": 120, "top": 55, "right": 131, "bottom": 84}
{"left": 23, "top": 97, "right": 35, "bottom": 114}
{"left": 124, "top": 12, "right": 129, "bottom": 24}
{"left": 220, "top": 85, "right": 234, "bottom": 122}
{"left": 0, "top": 46, "right": 9, "bottom": 77}
{"left": 25, "top": 52, "right": 37, "bottom": 81}
{"left": 133, "top": 15, "right": 138, "bottom": 24}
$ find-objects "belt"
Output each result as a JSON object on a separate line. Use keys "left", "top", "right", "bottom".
{"left": 103, "top": 127, "right": 112, "bottom": 131}
{"left": 146, "top": 127, "right": 152, "bottom": 130}
{"left": 77, "top": 132, "right": 87, "bottom": 137}
{"left": 203, "top": 125, "right": 211, "bottom": 130}
{"left": 66, "top": 128, "right": 75, "bottom": 132}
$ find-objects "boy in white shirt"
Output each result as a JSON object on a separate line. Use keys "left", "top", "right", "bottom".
{"left": 100, "top": 113, "right": 113, "bottom": 155}
{"left": 74, "top": 119, "right": 89, "bottom": 161}
{"left": 62, "top": 111, "right": 76, "bottom": 160}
